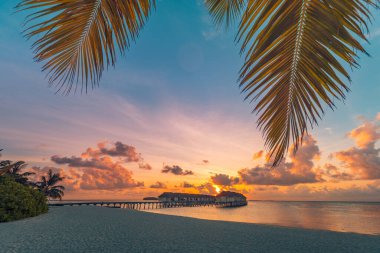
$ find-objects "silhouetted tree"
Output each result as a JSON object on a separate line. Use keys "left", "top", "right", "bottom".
{"left": 4, "top": 161, "right": 35, "bottom": 186}
{"left": 36, "top": 169, "right": 65, "bottom": 200}
{"left": 0, "top": 150, "right": 34, "bottom": 185}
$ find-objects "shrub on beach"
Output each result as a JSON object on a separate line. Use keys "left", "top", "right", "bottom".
{"left": 0, "top": 176, "right": 48, "bottom": 222}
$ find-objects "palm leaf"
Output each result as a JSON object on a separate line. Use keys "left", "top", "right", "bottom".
{"left": 18, "top": 0, "right": 155, "bottom": 94}
{"left": 205, "top": 0, "right": 245, "bottom": 27}
{"left": 51, "top": 185, "right": 65, "bottom": 190}
{"left": 0, "top": 164, "right": 13, "bottom": 176}
{"left": 207, "top": 0, "right": 378, "bottom": 165}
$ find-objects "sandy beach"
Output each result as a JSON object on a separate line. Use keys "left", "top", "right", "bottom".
{"left": 1, "top": 206, "right": 379, "bottom": 253}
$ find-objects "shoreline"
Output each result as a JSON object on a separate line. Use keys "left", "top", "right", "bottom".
{"left": 1, "top": 206, "right": 379, "bottom": 253}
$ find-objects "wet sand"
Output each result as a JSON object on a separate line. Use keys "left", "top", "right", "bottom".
{"left": 1, "top": 206, "right": 379, "bottom": 253}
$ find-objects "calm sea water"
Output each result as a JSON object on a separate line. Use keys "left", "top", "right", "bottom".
{"left": 143, "top": 201, "right": 380, "bottom": 235}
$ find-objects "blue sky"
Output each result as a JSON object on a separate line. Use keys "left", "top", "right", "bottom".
{"left": 0, "top": 0, "right": 379, "bottom": 200}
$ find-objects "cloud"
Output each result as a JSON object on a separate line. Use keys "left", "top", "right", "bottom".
{"left": 211, "top": 173, "right": 239, "bottom": 186}
{"left": 80, "top": 164, "right": 143, "bottom": 190}
{"left": 196, "top": 182, "right": 217, "bottom": 195}
{"left": 255, "top": 186, "right": 279, "bottom": 192}
{"left": 252, "top": 150, "right": 264, "bottom": 160}
{"left": 323, "top": 164, "right": 353, "bottom": 181}
{"left": 28, "top": 166, "right": 81, "bottom": 191}
{"left": 202, "top": 30, "right": 222, "bottom": 41}
{"left": 347, "top": 118, "right": 380, "bottom": 148}
{"left": 367, "top": 28, "right": 380, "bottom": 39}
{"left": 202, "top": 160, "right": 209, "bottom": 164}
{"left": 252, "top": 182, "right": 380, "bottom": 202}
{"left": 50, "top": 143, "right": 145, "bottom": 190}
{"left": 239, "top": 135, "right": 323, "bottom": 186}
{"left": 82, "top": 141, "right": 141, "bottom": 162}
{"left": 51, "top": 155, "right": 111, "bottom": 170}
{"left": 150, "top": 181, "right": 167, "bottom": 189}
{"left": 161, "top": 165, "right": 194, "bottom": 176}
{"left": 181, "top": 181, "right": 195, "bottom": 188}
{"left": 138, "top": 163, "right": 152, "bottom": 170}
{"left": 333, "top": 115, "right": 380, "bottom": 180}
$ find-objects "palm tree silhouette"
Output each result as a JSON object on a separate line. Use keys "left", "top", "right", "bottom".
{"left": 37, "top": 169, "right": 65, "bottom": 200}
{"left": 17, "top": 0, "right": 379, "bottom": 165}
{"left": 6, "top": 161, "right": 35, "bottom": 186}
{"left": 0, "top": 156, "right": 34, "bottom": 185}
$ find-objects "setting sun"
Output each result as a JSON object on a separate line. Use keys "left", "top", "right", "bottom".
{"left": 213, "top": 185, "right": 221, "bottom": 194}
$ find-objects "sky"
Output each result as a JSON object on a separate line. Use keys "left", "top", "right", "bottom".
{"left": 0, "top": 0, "right": 379, "bottom": 201}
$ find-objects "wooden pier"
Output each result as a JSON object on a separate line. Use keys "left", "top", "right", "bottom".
{"left": 48, "top": 200, "right": 247, "bottom": 210}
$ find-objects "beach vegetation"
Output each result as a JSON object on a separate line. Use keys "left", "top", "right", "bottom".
{"left": 17, "top": 0, "right": 379, "bottom": 166}
{"left": 0, "top": 176, "right": 48, "bottom": 222}
{"left": 0, "top": 152, "right": 66, "bottom": 222}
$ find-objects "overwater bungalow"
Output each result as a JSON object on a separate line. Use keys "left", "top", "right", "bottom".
{"left": 158, "top": 192, "right": 216, "bottom": 203}
{"left": 216, "top": 191, "right": 247, "bottom": 206}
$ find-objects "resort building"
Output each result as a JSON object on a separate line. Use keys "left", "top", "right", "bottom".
{"left": 216, "top": 191, "right": 247, "bottom": 205}
{"left": 158, "top": 192, "right": 216, "bottom": 203}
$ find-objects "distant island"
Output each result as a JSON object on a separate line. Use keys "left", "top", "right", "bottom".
{"left": 143, "top": 197, "right": 159, "bottom": 201}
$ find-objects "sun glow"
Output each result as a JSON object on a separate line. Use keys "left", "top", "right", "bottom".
{"left": 213, "top": 185, "right": 221, "bottom": 194}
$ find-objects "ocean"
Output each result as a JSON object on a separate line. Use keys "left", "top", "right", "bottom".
{"left": 143, "top": 200, "right": 380, "bottom": 235}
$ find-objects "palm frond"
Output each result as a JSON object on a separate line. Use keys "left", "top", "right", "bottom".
{"left": 0, "top": 164, "right": 13, "bottom": 176}
{"left": 51, "top": 185, "right": 65, "bottom": 190}
{"left": 205, "top": 0, "right": 245, "bottom": 27}
{"left": 9, "top": 161, "right": 26, "bottom": 175}
{"left": 47, "top": 169, "right": 64, "bottom": 186}
{"left": 210, "top": 0, "right": 377, "bottom": 166}
{"left": 40, "top": 176, "right": 47, "bottom": 186}
{"left": 18, "top": 0, "right": 155, "bottom": 94}
{"left": 47, "top": 188, "right": 65, "bottom": 200}
{"left": 0, "top": 160, "right": 11, "bottom": 167}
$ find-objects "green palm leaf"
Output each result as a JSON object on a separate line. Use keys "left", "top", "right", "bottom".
{"left": 207, "top": 0, "right": 378, "bottom": 165}
{"left": 18, "top": 0, "right": 155, "bottom": 94}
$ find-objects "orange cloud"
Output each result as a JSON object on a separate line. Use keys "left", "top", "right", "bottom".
{"left": 80, "top": 164, "right": 143, "bottom": 190}
{"left": 333, "top": 114, "right": 380, "bottom": 180}
{"left": 239, "top": 135, "right": 323, "bottom": 186}
{"left": 180, "top": 181, "right": 195, "bottom": 188}
{"left": 323, "top": 163, "right": 353, "bottom": 181}
{"left": 49, "top": 142, "right": 145, "bottom": 191}
{"left": 196, "top": 182, "right": 217, "bottom": 195}
{"left": 29, "top": 166, "right": 81, "bottom": 191}
{"left": 252, "top": 150, "right": 264, "bottom": 160}
{"left": 150, "top": 181, "right": 167, "bottom": 189}
{"left": 348, "top": 118, "right": 380, "bottom": 148}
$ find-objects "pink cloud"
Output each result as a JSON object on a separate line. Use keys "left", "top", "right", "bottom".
{"left": 82, "top": 141, "right": 141, "bottom": 162}
{"left": 49, "top": 142, "right": 145, "bottom": 191}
